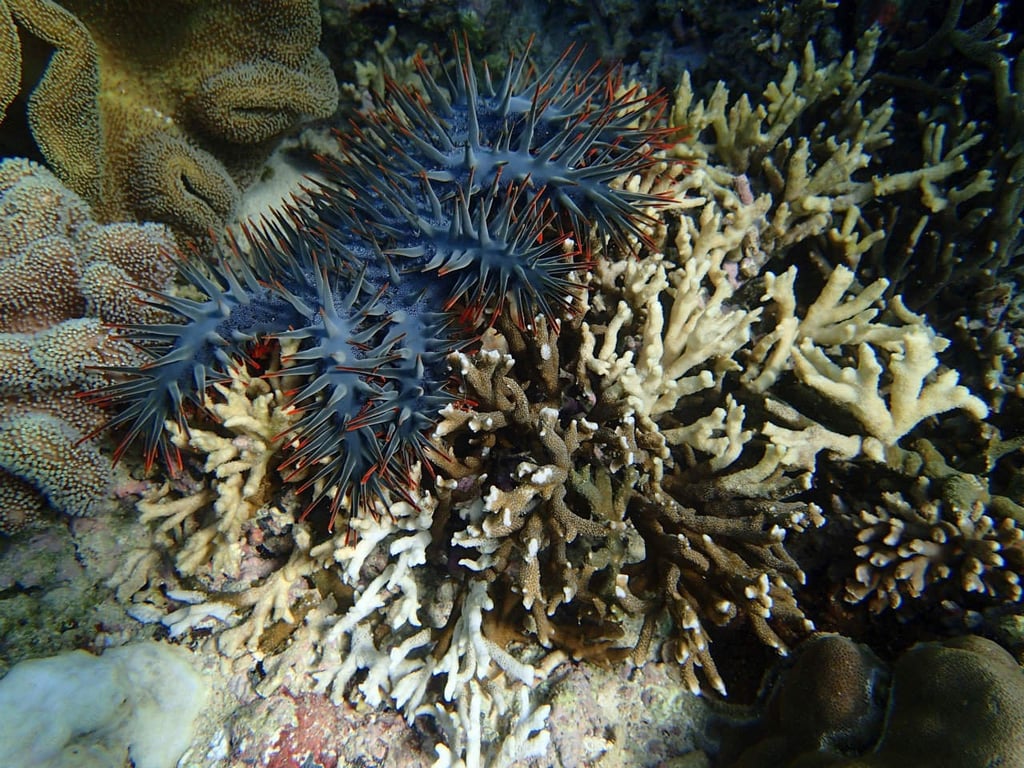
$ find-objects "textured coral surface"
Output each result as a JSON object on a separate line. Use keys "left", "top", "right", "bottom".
{"left": 0, "top": 157, "right": 176, "bottom": 534}
{"left": 0, "top": 0, "right": 339, "bottom": 237}
{"left": 721, "top": 633, "right": 1024, "bottom": 768}
{"left": 2, "top": 5, "right": 1024, "bottom": 768}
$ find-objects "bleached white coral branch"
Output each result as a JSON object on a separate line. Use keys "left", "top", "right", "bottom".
{"left": 662, "top": 394, "right": 752, "bottom": 471}
{"left": 426, "top": 681, "right": 552, "bottom": 768}
{"left": 581, "top": 204, "right": 761, "bottom": 422}
{"left": 791, "top": 327, "right": 989, "bottom": 445}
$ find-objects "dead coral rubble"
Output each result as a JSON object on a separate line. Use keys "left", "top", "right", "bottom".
{"left": 0, "top": 0, "right": 338, "bottom": 239}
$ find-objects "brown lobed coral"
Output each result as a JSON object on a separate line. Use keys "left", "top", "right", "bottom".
{"left": 720, "top": 633, "right": 1024, "bottom": 768}
{"left": 0, "top": 157, "right": 176, "bottom": 534}
{"left": 0, "top": 0, "right": 338, "bottom": 239}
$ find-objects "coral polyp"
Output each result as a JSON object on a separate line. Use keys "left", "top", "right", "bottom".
{"left": 91, "top": 41, "right": 665, "bottom": 524}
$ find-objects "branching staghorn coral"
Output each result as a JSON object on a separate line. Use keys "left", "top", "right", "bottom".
{"left": 570, "top": 30, "right": 1000, "bottom": 685}
{"left": 885, "top": 1, "right": 1023, "bottom": 276}
{"left": 95, "top": 28, "right": 1022, "bottom": 768}
{"left": 668, "top": 27, "right": 996, "bottom": 277}
{"left": 838, "top": 490, "right": 1024, "bottom": 614}
{"left": 109, "top": 358, "right": 560, "bottom": 764}
{"left": 577, "top": 194, "right": 828, "bottom": 691}
{"left": 740, "top": 4, "right": 1024, "bottom": 416}
{"left": 435, "top": 325, "right": 652, "bottom": 663}
{"left": 888, "top": 7, "right": 1024, "bottom": 411}
{"left": 135, "top": 361, "right": 299, "bottom": 579}
{"left": 580, "top": 209, "right": 763, "bottom": 425}
{"left": 744, "top": 264, "right": 989, "bottom": 446}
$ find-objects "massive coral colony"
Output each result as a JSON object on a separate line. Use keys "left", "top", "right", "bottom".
{"left": 91, "top": 42, "right": 666, "bottom": 528}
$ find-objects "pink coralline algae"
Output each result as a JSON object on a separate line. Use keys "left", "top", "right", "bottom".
{"left": 0, "top": 157, "right": 177, "bottom": 534}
